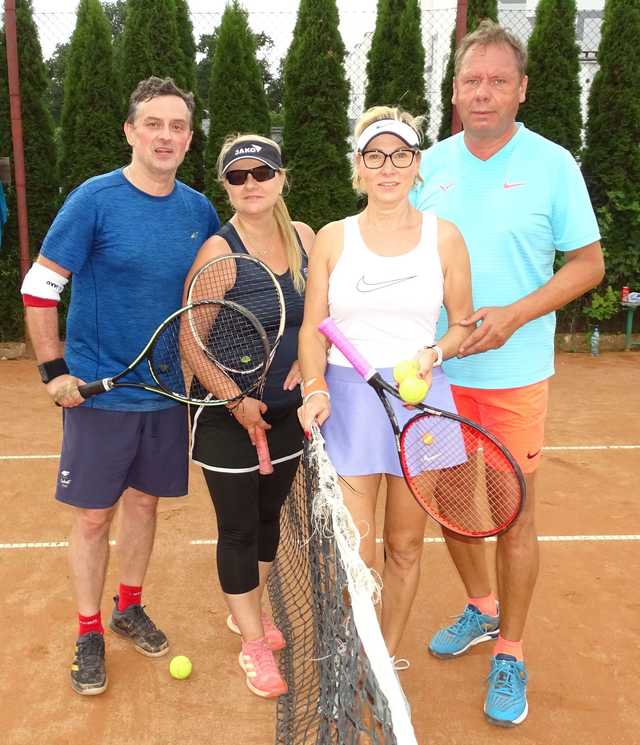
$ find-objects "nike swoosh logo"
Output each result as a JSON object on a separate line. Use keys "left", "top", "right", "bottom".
{"left": 356, "top": 275, "right": 417, "bottom": 293}
{"left": 504, "top": 181, "right": 526, "bottom": 189}
{"left": 526, "top": 449, "right": 541, "bottom": 460}
{"left": 440, "top": 182, "right": 455, "bottom": 191}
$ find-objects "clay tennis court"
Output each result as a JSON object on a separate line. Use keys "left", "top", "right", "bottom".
{"left": 1, "top": 350, "right": 638, "bottom": 745}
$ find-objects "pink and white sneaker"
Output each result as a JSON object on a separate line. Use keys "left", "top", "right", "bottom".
{"left": 227, "top": 612, "right": 286, "bottom": 651}
{"left": 238, "top": 637, "right": 288, "bottom": 698}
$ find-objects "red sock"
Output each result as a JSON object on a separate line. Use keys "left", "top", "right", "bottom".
{"left": 118, "top": 583, "right": 142, "bottom": 612}
{"left": 494, "top": 635, "right": 524, "bottom": 661}
{"left": 78, "top": 611, "right": 104, "bottom": 637}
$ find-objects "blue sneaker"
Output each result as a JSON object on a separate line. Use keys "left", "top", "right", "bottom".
{"left": 484, "top": 654, "right": 528, "bottom": 727}
{"left": 428, "top": 604, "right": 499, "bottom": 658}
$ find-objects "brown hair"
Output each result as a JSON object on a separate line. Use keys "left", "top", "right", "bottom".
{"left": 126, "top": 76, "right": 195, "bottom": 127}
{"left": 454, "top": 20, "right": 527, "bottom": 78}
{"left": 217, "top": 134, "right": 305, "bottom": 294}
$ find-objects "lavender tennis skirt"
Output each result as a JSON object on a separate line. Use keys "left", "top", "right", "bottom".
{"left": 322, "top": 363, "right": 464, "bottom": 477}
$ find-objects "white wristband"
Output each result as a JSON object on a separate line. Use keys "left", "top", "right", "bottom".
{"left": 303, "top": 390, "right": 331, "bottom": 405}
{"left": 21, "top": 261, "right": 69, "bottom": 302}
{"left": 423, "top": 344, "right": 443, "bottom": 367}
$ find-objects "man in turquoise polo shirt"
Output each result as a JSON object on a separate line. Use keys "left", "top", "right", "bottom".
{"left": 411, "top": 20, "right": 604, "bottom": 727}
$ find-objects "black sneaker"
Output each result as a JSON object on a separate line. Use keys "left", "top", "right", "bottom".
{"left": 70, "top": 632, "right": 107, "bottom": 696}
{"left": 109, "top": 596, "right": 169, "bottom": 657}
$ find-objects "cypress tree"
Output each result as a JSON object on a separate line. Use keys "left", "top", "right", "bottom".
{"left": 364, "top": 0, "right": 429, "bottom": 132}
{"left": 205, "top": 1, "right": 271, "bottom": 221}
{"left": 121, "top": 0, "right": 203, "bottom": 188}
{"left": 519, "top": 0, "right": 582, "bottom": 157}
{"left": 120, "top": 0, "right": 182, "bottom": 106}
{"left": 582, "top": 0, "right": 640, "bottom": 292}
{"left": 174, "top": 0, "right": 205, "bottom": 190}
{"left": 0, "top": 0, "right": 58, "bottom": 339}
{"left": 282, "top": 0, "right": 356, "bottom": 230}
{"left": 365, "top": 0, "right": 404, "bottom": 108}
{"left": 437, "top": 0, "right": 498, "bottom": 141}
{"left": 396, "top": 0, "right": 429, "bottom": 135}
{"left": 59, "top": 0, "right": 123, "bottom": 196}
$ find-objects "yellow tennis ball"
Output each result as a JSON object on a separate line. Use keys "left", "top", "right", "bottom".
{"left": 422, "top": 433, "right": 434, "bottom": 445}
{"left": 393, "top": 359, "right": 419, "bottom": 384}
{"left": 169, "top": 655, "right": 192, "bottom": 680}
{"left": 399, "top": 375, "right": 429, "bottom": 405}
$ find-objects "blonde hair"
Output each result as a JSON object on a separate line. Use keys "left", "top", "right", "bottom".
{"left": 455, "top": 20, "right": 527, "bottom": 78}
{"left": 217, "top": 133, "right": 304, "bottom": 294}
{"left": 351, "top": 106, "right": 424, "bottom": 194}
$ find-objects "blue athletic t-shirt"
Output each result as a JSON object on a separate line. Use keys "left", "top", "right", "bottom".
{"left": 41, "top": 169, "right": 220, "bottom": 411}
{"left": 410, "top": 124, "right": 600, "bottom": 389}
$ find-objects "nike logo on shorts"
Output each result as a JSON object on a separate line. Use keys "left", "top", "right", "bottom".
{"left": 356, "top": 274, "right": 418, "bottom": 293}
{"left": 504, "top": 181, "right": 526, "bottom": 189}
{"left": 526, "top": 449, "right": 541, "bottom": 459}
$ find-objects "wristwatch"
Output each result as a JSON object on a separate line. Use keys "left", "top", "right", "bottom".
{"left": 38, "top": 357, "right": 69, "bottom": 384}
{"left": 424, "top": 344, "right": 443, "bottom": 367}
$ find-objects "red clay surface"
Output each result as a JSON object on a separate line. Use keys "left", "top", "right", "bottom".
{"left": 1, "top": 351, "right": 639, "bottom": 745}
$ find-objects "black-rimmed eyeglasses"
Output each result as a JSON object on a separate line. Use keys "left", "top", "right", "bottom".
{"left": 360, "top": 148, "right": 418, "bottom": 169}
{"left": 225, "top": 165, "right": 278, "bottom": 185}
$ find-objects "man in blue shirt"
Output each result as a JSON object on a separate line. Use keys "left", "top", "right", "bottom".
{"left": 21, "top": 77, "right": 219, "bottom": 696}
{"left": 411, "top": 21, "right": 603, "bottom": 726}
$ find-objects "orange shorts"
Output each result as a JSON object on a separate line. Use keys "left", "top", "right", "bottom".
{"left": 451, "top": 380, "right": 549, "bottom": 475}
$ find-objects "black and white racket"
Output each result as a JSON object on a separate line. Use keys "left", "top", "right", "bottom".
{"left": 78, "top": 300, "right": 270, "bottom": 407}
{"left": 187, "top": 253, "right": 286, "bottom": 474}
{"left": 319, "top": 318, "right": 526, "bottom": 538}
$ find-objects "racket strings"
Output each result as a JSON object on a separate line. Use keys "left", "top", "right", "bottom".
{"left": 149, "top": 302, "right": 269, "bottom": 405}
{"left": 189, "top": 255, "right": 285, "bottom": 359}
{"left": 401, "top": 415, "right": 522, "bottom": 536}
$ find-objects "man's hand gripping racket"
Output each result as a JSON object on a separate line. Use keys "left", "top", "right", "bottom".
{"left": 318, "top": 318, "right": 526, "bottom": 537}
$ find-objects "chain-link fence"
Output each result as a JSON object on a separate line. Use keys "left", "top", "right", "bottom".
{"left": 32, "top": 2, "right": 605, "bottom": 143}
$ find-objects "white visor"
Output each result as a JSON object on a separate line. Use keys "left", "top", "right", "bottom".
{"left": 357, "top": 119, "right": 420, "bottom": 152}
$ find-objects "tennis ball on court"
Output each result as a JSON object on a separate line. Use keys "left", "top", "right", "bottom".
{"left": 169, "top": 655, "right": 192, "bottom": 680}
{"left": 393, "top": 359, "right": 419, "bottom": 384}
{"left": 399, "top": 375, "right": 429, "bottom": 405}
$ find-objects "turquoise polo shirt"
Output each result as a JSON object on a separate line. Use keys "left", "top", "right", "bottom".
{"left": 410, "top": 124, "right": 600, "bottom": 389}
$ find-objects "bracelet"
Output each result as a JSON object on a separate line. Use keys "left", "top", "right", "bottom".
{"left": 303, "top": 390, "right": 331, "bottom": 405}
{"left": 301, "top": 377, "right": 328, "bottom": 397}
{"left": 422, "top": 344, "right": 443, "bottom": 367}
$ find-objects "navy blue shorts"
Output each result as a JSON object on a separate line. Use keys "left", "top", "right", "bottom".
{"left": 55, "top": 406, "right": 189, "bottom": 509}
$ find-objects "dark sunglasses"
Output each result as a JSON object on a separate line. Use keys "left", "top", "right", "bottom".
{"left": 225, "top": 165, "right": 278, "bottom": 186}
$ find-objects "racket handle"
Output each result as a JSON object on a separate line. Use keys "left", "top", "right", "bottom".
{"left": 255, "top": 428, "right": 274, "bottom": 475}
{"left": 77, "top": 379, "right": 111, "bottom": 399}
{"left": 318, "top": 318, "right": 376, "bottom": 380}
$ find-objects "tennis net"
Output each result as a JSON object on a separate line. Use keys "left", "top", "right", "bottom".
{"left": 268, "top": 428, "right": 418, "bottom": 745}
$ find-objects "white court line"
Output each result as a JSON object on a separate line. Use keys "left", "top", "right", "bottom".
{"left": 2, "top": 445, "right": 640, "bottom": 462}
{"left": 3, "top": 535, "right": 640, "bottom": 551}
{"left": 0, "top": 454, "right": 60, "bottom": 460}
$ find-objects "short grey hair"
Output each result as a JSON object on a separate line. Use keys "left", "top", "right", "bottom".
{"left": 454, "top": 20, "right": 527, "bottom": 79}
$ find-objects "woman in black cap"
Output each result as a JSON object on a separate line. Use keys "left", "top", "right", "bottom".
{"left": 185, "top": 134, "right": 314, "bottom": 699}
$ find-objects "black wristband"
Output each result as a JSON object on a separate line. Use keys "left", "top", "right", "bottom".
{"left": 38, "top": 357, "right": 69, "bottom": 384}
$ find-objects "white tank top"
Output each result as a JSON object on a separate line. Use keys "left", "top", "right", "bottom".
{"left": 327, "top": 212, "right": 443, "bottom": 368}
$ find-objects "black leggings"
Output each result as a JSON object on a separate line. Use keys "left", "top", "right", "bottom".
{"left": 202, "top": 456, "right": 300, "bottom": 595}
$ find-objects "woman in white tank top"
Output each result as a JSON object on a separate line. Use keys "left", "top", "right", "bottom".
{"left": 298, "top": 108, "right": 474, "bottom": 666}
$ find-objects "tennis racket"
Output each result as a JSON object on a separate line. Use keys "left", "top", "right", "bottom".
{"left": 318, "top": 318, "right": 526, "bottom": 537}
{"left": 78, "top": 299, "right": 270, "bottom": 406}
{"left": 187, "top": 253, "right": 286, "bottom": 475}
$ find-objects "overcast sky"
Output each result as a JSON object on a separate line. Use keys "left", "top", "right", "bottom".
{"left": 30, "top": 0, "right": 387, "bottom": 61}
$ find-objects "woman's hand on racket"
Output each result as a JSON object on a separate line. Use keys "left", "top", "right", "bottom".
{"left": 48, "top": 374, "right": 86, "bottom": 408}
{"left": 297, "top": 393, "right": 331, "bottom": 435}
{"left": 230, "top": 397, "right": 271, "bottom": 445}
{"left": 283, "top": 360, "right": 302, "bottom": 391}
